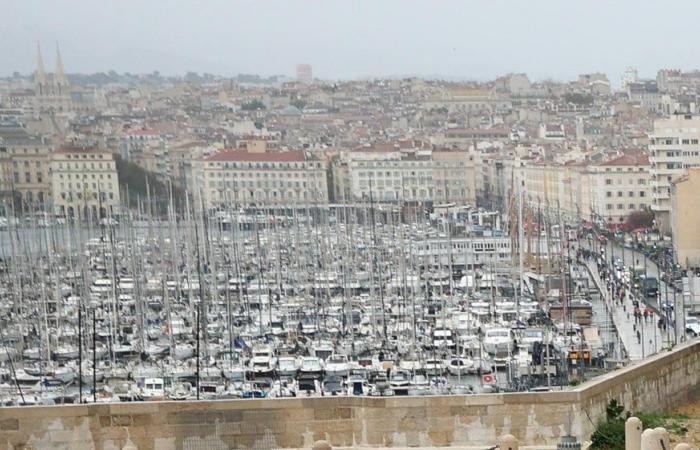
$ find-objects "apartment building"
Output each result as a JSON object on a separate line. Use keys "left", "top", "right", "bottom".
{"left": 344, "top": 146, "right": 476, "bottom": 205}
{"left": 50, "top": 146, "right": 121, "bottom": 217}
{"left": 521, "top": 152, "right": 651, "bottom": 226}
{"left": 586, "top": 152, "right": 651, "bottom": 225}
{"left": 649, "top": 114, "right": 700, "bottom": 233}
{"left": 0, "top": 125, "right": 52, "bottom": 210}
{"left": 193, "top": 148, "right": 328, "bottom": 209}
{"left": 671, "top": 168, "right": 700, "bottom": 268}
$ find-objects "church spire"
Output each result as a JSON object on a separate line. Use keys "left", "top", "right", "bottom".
{"left": 55, "top": 42, "right": 68, "bottom": 89}
{"left": 35, "top": 42, "right": 47, "bottom": 94}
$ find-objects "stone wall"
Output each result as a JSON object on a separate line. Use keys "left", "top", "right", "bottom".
{"left": 2, "top": 340, "right": 700, "bottom": 450}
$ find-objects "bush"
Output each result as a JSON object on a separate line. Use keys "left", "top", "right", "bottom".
{"left": 590, "top": 400, "right": 688, "bottom": 450}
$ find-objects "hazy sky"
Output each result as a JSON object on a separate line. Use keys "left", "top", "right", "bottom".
{"left": 3, "top": 0, "right": 700, "bottom": 83}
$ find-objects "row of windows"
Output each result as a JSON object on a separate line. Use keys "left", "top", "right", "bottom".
{"left": 605, "top": 203, "right": 639, "bottom": 210}
{"left": 603, "top": 167, "right": 646, "bottom": 172}
{"left": 654, "top": 150, "right": 700, "bottom": 157}
{"left": 64, "top": 154, "right": 106, "bottom": 160}
{"left": 12, "top": 161, "right": 42, "bottom": 168}
{"left": 211, "top": 189, "right": 322, "bottom": 200}
{"left": 357, "top": 188, "right": 469, "bottom": 200}
{"left": 13, "top": 172, "right": 42, "bottom": 184}
{"left": 59, "top": 192, "right": 115, "bottom": 200}
{"left": 58, "top": 173, "right": 112, "bottom": 180}
{"left": 605, "top": 191, "right": 647, "bottom": 198}
{"left": 605, "top": 178, "right": 648, "bottom": 185}
{"left": 652, "top": 137, "right": 700, "bottom": 145}
{"left": 55, "top": 162, "right": 113, "bottom": 170}
{"left": 208, "top": 180, "right": 323, "bottom": 189}
{"left": 207, "top": 162, "right": 321, "bottom": 169}
{"left": 60, "top": 182, "right": 114, "bottom": 191}
{"left": 206, "top": 171, "right": 319, "bottom": 179}
{"left": 354, "top": 160, "right": 467, "bottom": 168}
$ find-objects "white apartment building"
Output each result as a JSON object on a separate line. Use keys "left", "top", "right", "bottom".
{"left": 586, "top": 153, "right": 652, "bottom": 225}
{"left": 649, "top": 114, "right": 700, "bottom": 233}
{"left": 193, "top": 148, "right": 328, "bottom": 209}
{"left": 345, "top": 148, "right": 476, "bottom": 205}
{"left": 50, "top": 147, "right": 120, "bottom": 218}
{"left": 0, "top": 128, "right": 52, "bottom": 209}
{"left": 521, "top": 151, "right": 651, "bottom": 226}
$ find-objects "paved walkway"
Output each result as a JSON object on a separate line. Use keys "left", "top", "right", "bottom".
{"left": 584, "top": 257, "right": 665, "bottom": 360}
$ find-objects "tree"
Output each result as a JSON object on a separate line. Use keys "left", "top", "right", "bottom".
{"left": 114, "top": 154, "right": 185, "bottom": 214}
{"left": 626, "top": 209, "right": 654, "bottom": 230}
{"left": 290, "top": 99, "right": 306, "bottom": 110}
{"left": 564, "top": 92, "right": 594, "bottom": 105}
{"left": 241, "top": 99, "right": 265, "bottom": 111}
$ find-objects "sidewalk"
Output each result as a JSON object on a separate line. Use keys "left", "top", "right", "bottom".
{"left": 584, "top": 258, "right": 664, "bottom": 360}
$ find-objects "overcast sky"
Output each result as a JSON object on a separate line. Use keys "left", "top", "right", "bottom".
{"left": 2, "top": 0, "right": 700, "bottom": 84}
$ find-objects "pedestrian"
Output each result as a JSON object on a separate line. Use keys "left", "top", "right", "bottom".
{"left": 633, "top": 323, "right": 637, "bottom": 332}
{"left": 637, "top": 330, "right": 641, "bottom": 344}
{"left": 643, "top": 311, "right": 649, "bottom": 323}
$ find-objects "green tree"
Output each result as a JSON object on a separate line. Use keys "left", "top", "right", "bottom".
{"left": 626, "top": 209, "right": 654, "bottom": 229}
{"left": 565, "top": 92, "right": 594, "bottom": 105}
{"left": 290, "top": 99, "right": 306, "bottom": 110}
{"left": 241, "top": 99, "right": 266, "bottom": 111}
{"left": 114, "top": 154, "right": 184, "bottom": 214}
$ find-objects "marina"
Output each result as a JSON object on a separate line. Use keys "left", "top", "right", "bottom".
{"left": 0, "top": 201, "right": 633, "bottom": 406}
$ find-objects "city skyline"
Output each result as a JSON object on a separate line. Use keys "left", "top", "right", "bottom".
{"left": 4, "top": 0, "right": 700, "bottom": 84}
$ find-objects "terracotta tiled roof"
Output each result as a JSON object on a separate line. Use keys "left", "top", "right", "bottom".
{"left": 598, "top": 152, "right": 649, "bottom": 166}
{"left": 203, "top": 149, "right": 307, "bottom": 162}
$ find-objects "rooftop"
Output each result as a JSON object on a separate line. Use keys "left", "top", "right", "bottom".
{"left": 203, "top": 149, "right": 308, "bottom": 162}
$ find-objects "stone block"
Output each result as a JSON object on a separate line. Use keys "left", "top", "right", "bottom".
{"left": 314, "top": 408, "right": 339, "bottom": 420}
{"left": 427, "top": 430, "right": 450, "bottom": 446}
{"left": 328, "top": 430, "right": 354, "bottom": 446}
{"left": 111, "top": 414, "right": 133, "bottom": 426}
{"left": 0, "top": 418, "right": 19, "bottom": 431}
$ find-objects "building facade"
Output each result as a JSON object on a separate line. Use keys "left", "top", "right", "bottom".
{"left": 0, "top": 125, "right": 52, "bottom": 210}
{"left": 649, "top": 114, "right": 700, "bottom": 233}
{"left": 521, "top": 152, "right": 651, "bottom": 226}
{"left": 671, "top": 168, "right": 700, "bottom": 269}
{"left": 193, "top": 148, "right": 328, "bottom": 209}
{"left": 50, "top": 147, "right": 121, "bottom": 218}
{"left": 586, "top": 153, "right": 652, "bottom": 225}
{"left": 344, "top": 148, "right": 477, "bottom": 205}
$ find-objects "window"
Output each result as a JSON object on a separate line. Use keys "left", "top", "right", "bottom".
{"left": 682, "top": 139, "right": 690, "bottom": 145}
{"left": 606, "top": 191, "right": 612, "bottom": 197}
{"left": 617, "top": 192, "right": 623, "bottom": 197}
{"left": 605, "top": 179, "right": 612, "bottom": 185}
{"left": 640, "top": 191, "right": 646, "bottom": 198}
{"left": 693, "top": 139, "right": 699, "bottom": 145}
{"left": 617, "top": 204, "right": 623, "bottom": 209}
{"left": 606, "top": 204, "right": 613, "bottom": 210}
{"left": 629, "top": 204, "right": 635, "bottom": 209}
{"left": 628, "top": 191, "right": 634, "bottom": 197}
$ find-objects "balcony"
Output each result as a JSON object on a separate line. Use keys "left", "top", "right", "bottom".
{"left": 651, "top": 191, "right": 670, "bottom": 200}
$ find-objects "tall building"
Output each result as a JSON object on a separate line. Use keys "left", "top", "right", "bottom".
{"left": 671, "top": 168, "right": 700, "bottom": 268}
{"left": 296, "top": 64, "right": 313, "bottom": 85}
{"left": 649, "top": 114, "right": 700, "bottom": 233}
{"left": 621, "top": 67, "right": 638, "bottom": 91}
{"left": 49, "top": 146, "right": 121, "bottom": 218}
{"left": 521, "top": 152, "right": 651, "bottom": 226}
{"left": 34, "top": 43, "right": 72, "bottom": 113}
{"left": 338, "top": 144, "right": 476, "bottom": 205}
{"left": 0, "top": 125, "right": 52, "bottom": 211}
{"left": 192, "top": 148, "right": 328, "bottom": 209}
